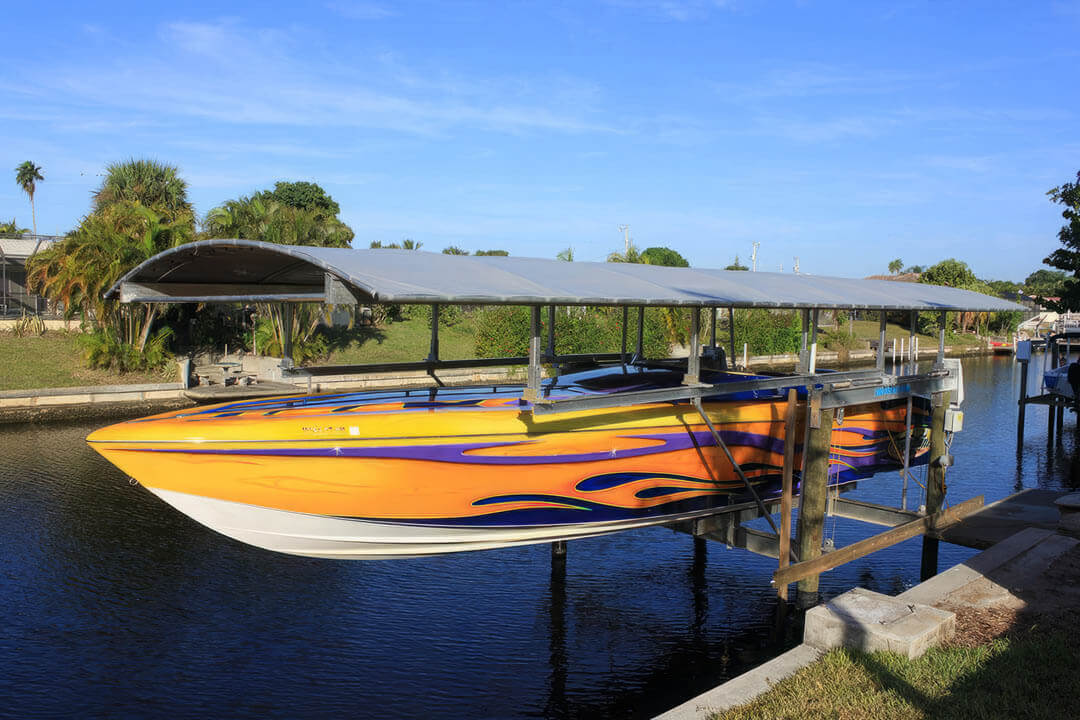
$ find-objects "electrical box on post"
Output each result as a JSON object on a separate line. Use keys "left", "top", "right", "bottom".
{"left": 1016, "top": 340, "right": 1031, "bottom": 362}
{"left": 944, "top": 408, "right": 964, "bottom": 433}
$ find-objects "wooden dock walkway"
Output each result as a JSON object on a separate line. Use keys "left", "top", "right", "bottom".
{"left": 931, "top": 488, "right": 1068, "bottom": 549}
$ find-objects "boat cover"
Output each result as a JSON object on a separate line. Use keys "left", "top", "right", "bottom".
{"left": 107, "top": 239, "right": 1024, "bottom": 311}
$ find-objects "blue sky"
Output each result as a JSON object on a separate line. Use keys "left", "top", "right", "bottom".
{"left": 2, "top": 1, "right": 1078, "bottom": 281}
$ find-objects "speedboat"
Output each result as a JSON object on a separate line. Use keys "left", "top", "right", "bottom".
{"left": 87, "top": 364, "right": 931, "bottom": 559}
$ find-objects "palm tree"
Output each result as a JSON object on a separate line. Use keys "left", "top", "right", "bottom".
{"left": 203, "top": 193, "right": 353, "bottom": 247}
{"left": 15, "top": 161, "right": 43, "bottom": 236}
{"left": 606, "top": 242, "right": 644, "bottom": 264}
{"left": 93, "top": 158, "right": 193, "bottom": 225}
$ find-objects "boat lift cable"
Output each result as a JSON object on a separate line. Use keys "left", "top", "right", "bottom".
{"left": 691, "top": 397, "right": 799, "bottom": 563}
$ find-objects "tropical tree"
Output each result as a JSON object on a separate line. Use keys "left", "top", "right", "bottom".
{"left": 15, "top": 161, "right": 43, "bottom": 236}
{"left": 203, "top": 182, "right": 355, "bottom": 361}
{"left": 888, "top": 258, "right": 903, "bottom": 274}
{"left": 267, "top": 181, "right": 340, "bottom": 215}
{"left": 641, "top": 246, "right": 690, "bottom": 267}
{"left": 0, "top": 219, "right": 29, "bottom": 235}
{"left": 1024, "top": 269, "right": 1066, "bottom": 297}
{"left": 1043, "top": 171, "right": 1080, "bottom": 311}
{"left": 556, "top": 247, "right": 574, "bottom": 262}
{"left": 607, "top": 243, "right": 644, "bottom": 263}
{"left": 919, "top": 258, "right": 976, "bottom": 288}
{"left": 475, "top": 249, "right": 509, "bottom": 256}
{"left": 370, "top": 238, "right": 422, "bottom": 250}
{"left": 26, "top": 160, "right": 198, "bottom": 368}
{"left": 442, "top": 245, "right": 468, "bottom": 255}
{"left": 724, "top": 255, "right": 749, "bottom": 271}
{"left": 93, "top": 158, "right": 192, "bottom": 225}
{"left": 203, "top": 182, "right": 353, "bottom": 248}
{"left": 27, "top": 201, "right": 194, "bottom": 355}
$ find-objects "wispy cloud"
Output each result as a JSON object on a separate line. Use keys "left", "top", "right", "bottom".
{"left": 21, "top": 19, "right": 619, "bottom": 139}
{"left": 603, "top": 0, "right": 735, "bottom": 22}
{"left": 326, "top": 2, "right": 395, "bottom": 20}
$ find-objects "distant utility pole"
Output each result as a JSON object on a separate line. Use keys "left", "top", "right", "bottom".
{"left": 618, "top": 224, "right": 630, "bottom": 254}
{"left": 793, "top": 257, "right": 800, "bottom": 274}
{"left": 751, "top": 242, "right": 760, "bottom": 272}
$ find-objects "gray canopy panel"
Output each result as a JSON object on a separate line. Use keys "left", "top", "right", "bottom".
{"left": 107, "top": 238, "right": 1024, "bottom": 311}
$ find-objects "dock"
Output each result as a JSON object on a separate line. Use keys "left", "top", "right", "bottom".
{"left": 932, "top": 488, "right": 1068, "bottom": 549}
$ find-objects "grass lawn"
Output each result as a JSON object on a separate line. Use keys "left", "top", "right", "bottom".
{"left": 1, "top": 313, "right": 992, "bottom": 391}
{"left": 823, "top": 319, "right": 985, "bottom": 350}
{"left": 714, "top": 612, "right": 1080, "bottom": 720}
{"left": 318, "top": 316, "right": 478, "bottom": 366}
{"left": 0, "top": 331, "right": 174, "bottom": 391}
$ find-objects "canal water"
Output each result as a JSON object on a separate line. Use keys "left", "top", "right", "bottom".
{"left": 1, "top": 355, "right": 1075, "bottom": 719}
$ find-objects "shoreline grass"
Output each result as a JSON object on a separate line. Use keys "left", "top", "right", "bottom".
{"left": 714, "top": 609, "right": 1080, "bottom": 720}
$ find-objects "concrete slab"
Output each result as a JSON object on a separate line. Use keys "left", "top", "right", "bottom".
{"left": 899, "top": 528, "right": 1079, "bottom": 610}
{"left": 653, "top": 644, "right": 823, "bottom": 720}
{"left": 934, "top": 489, "right": 1066, "bottom": 549}
{"left": 1055, "top": 493, "right": 1080, "bottom": 538}
{"left": 804, "top": 588, "right": 955, "bottom": 659}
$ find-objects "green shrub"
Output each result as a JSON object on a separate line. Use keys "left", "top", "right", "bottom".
{"left": 251, "top": 316, "right": 330, "bottom": 365}
{"left": 732, "top": 309, "right": 801, "bottom": 355}
{"left": 400, "top": 303, "right": 465, "bottom": 328}
{"left": 474, "top": 306, "right": 670, "bottom": 359}
{"left": 79, "top": 327, "right": 175, "bottom": 374}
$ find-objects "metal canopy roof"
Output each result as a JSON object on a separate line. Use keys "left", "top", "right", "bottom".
{"left": 107, "top": 238, "right": 1024, "bottom": 312}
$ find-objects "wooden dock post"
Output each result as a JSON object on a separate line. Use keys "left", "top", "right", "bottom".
{"left": 796, "top": 404, "right": 834, "bottom": 602}
{"left": 1048, "top": 397, "right": 1056, "bottom": 446}
{"left": 1017, "top": 357, "right": 1028, "bottom": 452}
{"left": 920, "top": 391, "right": 950, "bottom": 581}
{"left": 551, "top": 540, "right": 567, "bottom": 575}
{"left": 777, "top": 388, "right": 799, "bottom": 602}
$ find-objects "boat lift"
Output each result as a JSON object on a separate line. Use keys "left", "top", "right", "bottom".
{"left": 106, "top": 239, "right": 1021, "bottom": 599}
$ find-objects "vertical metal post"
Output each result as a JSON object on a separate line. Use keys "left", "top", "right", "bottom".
{"left": 728, "top": 307, "right": 736, "bottom": 370}
{"left": 546, "top": 305, "right": 556, "bottom": 360}
{"left": 936, "top": 311, "right": 947, "bottom": 368}
{"left": 281, "top": 303, "right": 294, "bottom": 365}
{"left": 798, "top": 309, "right": 810, "bottom": 373}
{"left": 920, "top": 391, "right": 950, "bottom": 580}
{"left": 685, "top": 309, "right": 701, "bottom": 384}
{"left": 427, "top": 303, "right": 440, "bottom": 362}
{"left": 909, "top": 310, "right": 917, "bottom": 372}
{"left": 636, "top": 307, "right": 645, "bottom": 360}
{"left": 809, "top": 309, "right": 819, "bottom": 374}
{"left": 709, "top": 308, "right": 717, "bottom": 348}
{"left": 525, "top": 306, "right": 543, "bottom": 402}
{"left": 797, "top": 405, "right": 835, "bottom": 601}
{"left": 877, "top": 313, "right": 887, "bottom": 371}
{"left": 621, "top": 306, "right": 629, "bottom": 364}
{"left": 777, "top": 388, "right": 798, "bottom": 602}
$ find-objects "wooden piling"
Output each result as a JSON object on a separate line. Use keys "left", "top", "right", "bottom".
{"left": 1017, "top": 359, "right": 1028, "bottom": 452}
{"left": 777, "top": 388, "right": 799, "bottom": 602}
{"left": 920, "top": 391, "right": 950, "bottom": 581}
{"left": 797, "top": 404, "right": 834, "bottom": 598}
{"left": 1048, "top": 397, "right": 1056, "bottom": 446}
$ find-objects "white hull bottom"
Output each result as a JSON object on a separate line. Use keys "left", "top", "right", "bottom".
{"left": 149, "top": 487, "right": 733, "bottom": 559}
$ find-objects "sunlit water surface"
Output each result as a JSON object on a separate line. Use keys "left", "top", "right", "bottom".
{"left": 1, "top": 355, "right": 1074, "bottom": 719}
